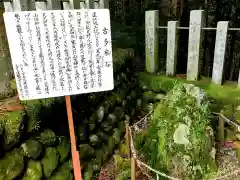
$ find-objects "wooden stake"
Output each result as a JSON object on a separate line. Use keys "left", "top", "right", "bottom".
{"left": 131, "top": 157, "right": 136, "bottom": 180}
{"left": 125, "top": 123, "right": 130, "bottom": 158}
{"left": 65, "top": 96, "right": 82, "bottom": 180}
{"left": 218, "top": 115, "right": 225, "bottom": 145}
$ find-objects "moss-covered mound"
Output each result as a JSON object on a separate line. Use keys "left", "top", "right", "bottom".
{"left": 135, "top": 83, "right": 217, "bottom": 180}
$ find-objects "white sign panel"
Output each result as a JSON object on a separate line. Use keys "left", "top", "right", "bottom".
{"left": 3, "top": 9, "right": 114, "bottom": 100}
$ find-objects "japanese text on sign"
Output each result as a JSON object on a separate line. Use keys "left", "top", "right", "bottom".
{"left": 3, "top": 9, "right": 113, "bottom": 100}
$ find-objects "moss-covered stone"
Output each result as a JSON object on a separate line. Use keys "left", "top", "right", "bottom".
{"left": 37, "top": 129, "right": 57, "bottom": 146}
{"left": 21, "top": 140, "right": 43, "bottom": 159}
{"left": 22, "top": 160, "right": 42, "bottom": 180}
{"left": 57, "top": 138, "right": 70, "bottom": 163}
{"left": 41, "top": 147, "right": 59, "bottom": 178}
{"left": 0, "top": 148, "right": 25, "bottom": 180}
{"left": 83, "top": 164, "right": 93, "bottom": 180}
{"left": 3, "top": 110, "right": 25, "bottom": 150}
{"left": 79, "top": 144, "right": 95, "bottom": 158}
{"left": 135, "top": 83, "right": 217, "bottom": 179}
{"left": 22, "top": 100, "right": 42, "bottom": 133}
{"left": 48, "top": 161, "right": 72, "bottom": 180}
{"left": 40, "top": 98, "right": 55, "bottom": 108}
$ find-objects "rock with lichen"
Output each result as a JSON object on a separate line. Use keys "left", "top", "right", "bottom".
{"left": 41, "top": 147, "right": 59, "bottom": 178}
{"left": 22, "top": 100, "right": 42, "bottom": 133}
{"left": 3, "top": 111, "right": 25, "bottom": 150}
{"left": 0, "top": 148, "right": 25, "bottom": 180}
{"left": 135, "top": 83, "right": 217, "bottom": 180}
{"left": 56, "top": 138, "right": 70, "bottom": 163}
{"left": 48, "top": 160, "right": 72, "bottom": 180}
{"left": 22, "top": 160, "right": 42, "bottom": 180}
{"left": 37, "top": 129, "right": 58, "bottom": 146}
{"left": 21, "top": 140, "right": 43, "bottom": 159}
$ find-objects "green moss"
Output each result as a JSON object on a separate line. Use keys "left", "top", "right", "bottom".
{"left": 139, "top": 72, "right": 240, "bottom": 111}
{"left": 49, "top": 161, "right": 72, "bottom": 180}
{"left": 114, "top": 155, "right": 131, "bottom": 180}
{"left": 22, "top": 99, "right": 42, "bottom": 132}
{"left": 0, "top": 148, "right": 25, "bottom": 180}
{"left": 79, "top": 144, "right": 95, "bottom": 158}
{"left": 3, "top": 110, "right": 25, "bottom": 150}
{"left": 112, "top": 48, "right": 134, "bottom": 72}
{"left": 57, "top": 138, "right": 70, "bottom": 163}
{"left": 37, "top": 129, "right": 58, "bottom": 146}
{"left": 21, "top": 140, "right": 43, "bottom": 159}
{"left": 40, "top": 98, "right": 55, "bottom": 108}
{"left": 41, "top": 147, "right": 59, "bottom": 178}
{"left": 83, "top": 164, "right": 93, "bottom": 180}
{"left": 22, "top": 160, "right": 42, "bottom": 180}
{"left": 136, "top": 84, "right": 217, "bottom": 179}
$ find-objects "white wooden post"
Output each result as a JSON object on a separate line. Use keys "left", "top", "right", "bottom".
{"left": 145, "top": 10, "right": 159, "bottom": 73}
{"left": 30, "top": 0, "right": 61, "bottom": 10}
{"left": 187, "top": 10, "right": 206, "bottom": 81}
{"left": 4, "top": 0, "right": 28, "bottom": 11}
{"left": 80, "top": 0, "right": 91, "bottom": 9}
{"left": 212, "top": 21, "right": 229, "bottom": 85}
{"left": 92, "top": 0, "right": 109, "bottom": 9}
{"left": 166, "top": 21, "right": 179, "bottom": 76}
{"left": 68, "top": 0, "right": 91, "bottom": 9}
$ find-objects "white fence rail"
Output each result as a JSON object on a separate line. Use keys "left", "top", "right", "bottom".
{"left": 145, "top": 10, "right": 240, "bottom": 87}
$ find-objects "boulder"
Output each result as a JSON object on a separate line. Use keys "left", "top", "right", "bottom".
{"left": 137, "top": 83, "right": 217, "bottom": 179}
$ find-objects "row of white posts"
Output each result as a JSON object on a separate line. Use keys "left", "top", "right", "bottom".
{"left": 2, "top": 0, "right": 109, "bottom": 11}
{"left": 145, "top": 10, "right": 240, "bottom": 87}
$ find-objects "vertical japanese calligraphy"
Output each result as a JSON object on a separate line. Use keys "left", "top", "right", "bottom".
{"left": 92, "top": 12, "right": 102, "bottom": 87}
{"left": 43, "top": 12, "right": 57, "bottom": 91}
{"left": 3, "top": 9, "right": 113, "bottom": 100}
{"left": 33, "top": 13, "right": 49, "bottom": 95}
{"left": 85, "top": 12, "right": 96, "bottom": 89}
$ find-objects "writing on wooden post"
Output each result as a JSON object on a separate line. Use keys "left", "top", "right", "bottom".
{"left": 212, "top": 21, "right": 229, "bottom": 85}
{"left": 166, "top": 21, "right": 179, "bottom": 76}
{"left": 145, "top": 10, "right": 159, "bottom": 73}
{"left": 3, "top": 9, "right": 114, "bottom": 100}
{"left": 187, "top": 10, "right": 206, "bottom": 81}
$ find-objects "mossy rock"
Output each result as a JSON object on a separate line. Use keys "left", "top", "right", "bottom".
{"left": 57, "top": 138, "right": 70, "bottom": 163}
{"left": 41, "top": 147, "right": 59, "bottom": 178}
{"left": 40, "top": 98, "right": 55, "bottom": 108}
{"left": 21, "top": 140, "right": 43, "bottom": 159}
{"left": 136, "top": 83, "right": 217, "bottom": 179}
{"left": 37, "top": 129, "right": 58, "bottom": 146}
{"left": 79, "top": 144, "right": 95, "bottom": 158}
{"left": 22, "top": 160, "right": 42, "bottom": 180}
{"left": 22, "top": 100, "right": 42, "bottom": 132}
{"left": 3, "top": 110, "right": 25, "bottom": 150}
{"left": 48, "top": 161, "right": 72, "bottom": 180}
{"left": 83, "top": 164, "right": 93, "bottom": 180}
{"left": 142, "top": 91, "right": 157, "bottom": 102}
{"left": 0, "top": 148, "right": 25, "bottom": 180}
